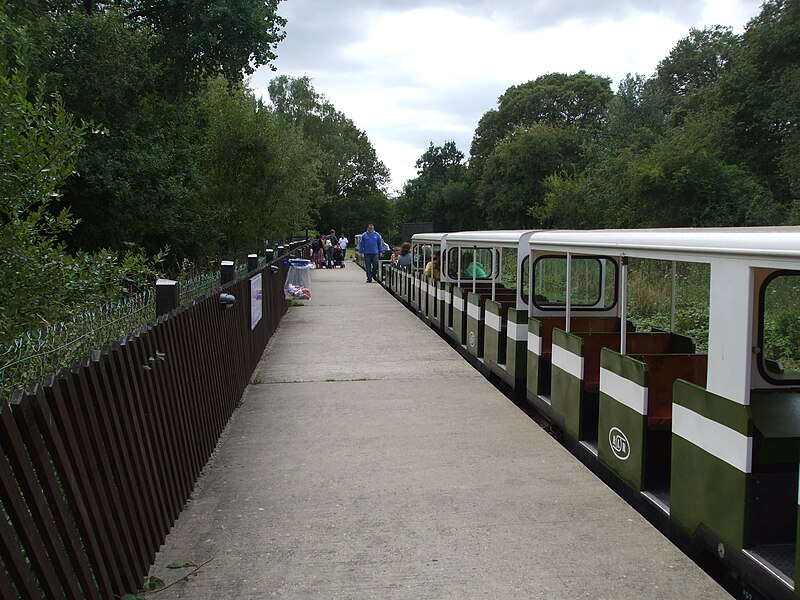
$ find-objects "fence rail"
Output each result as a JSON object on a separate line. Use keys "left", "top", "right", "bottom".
{"left": 0, "top": 243, "right": 308, "bottom": 599}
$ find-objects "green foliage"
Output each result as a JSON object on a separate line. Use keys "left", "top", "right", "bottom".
{"left": 624, "top": 119, "right": 781, "bottom": 227}
{"left": 648, "top": 26, "right": 738, "bottom": 124}
{"left": 478, "top": 125, "right": 584, "bottom": 228}
{"left": 0, "top": 8, "right": 160, "bottom": 340}
{"left": 469, "top": 70, "right": 613, "bottom": 183}
{"left": 268, "top": 75, "right": 390, "bottom": 239}
{"left": 395, "top": 141, "right": 479, "bottom": 235}
{"left": 200, "top": 78, "right": 318, "bottom": 256}
{"left": 716, "top": 0, "right": 800, "bottom": 209}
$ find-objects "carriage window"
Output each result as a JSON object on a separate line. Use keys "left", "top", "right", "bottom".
{"left": 447, "top": 247, "right": 493, "bottom": 280}
{"left": 760, "top": 272, "right": 800, "bottom": 383}
{"left": 500, "top": 250, "right": 517, "bottom": 289}
{"left": 532, "top": 256, "right": 616, "bottom": 309}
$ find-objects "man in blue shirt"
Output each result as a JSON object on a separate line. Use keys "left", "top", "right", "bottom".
{"left": 358, "top": 223, "right": 383, "bottom": 283}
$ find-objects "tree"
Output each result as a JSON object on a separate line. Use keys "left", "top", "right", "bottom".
{"left": 623, "top": 119, "right": 781, "bottom": 227}
{"left": 26, "top": 9, "right": 216, "bottom": 257}
{"left": 200, "top": 78, "right": 319, "bottom": 256}
{"left": 715, "top": 0, "right": 800, "bottom": 210}
{"left": 603, "top": 74, "right": 665, "bottom": 150}
{"left": 469, "top": 71, "right": 613, "bottom": 191}
{"left": 477, "top": 125, "right": 584, "bottom": 228}
{"left": 396, "top": 141, "right": 480, "bottom": 232}
{"left": 268, "top": 75, "right": 390, "bottom": 237}
{"left": 647, "top": 26, "right": 739, "bottom": 128}
{"left": 469, "top": 73, "right": 611, "bottom": 229}
{"left": 17, "top": 0, "right": 286, "bottom": 89}
{"left": 0, "top": 8, "right": 157, "bottom": 339}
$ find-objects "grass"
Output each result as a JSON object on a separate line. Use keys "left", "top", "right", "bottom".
{"left": 627, "top": 259, "right": 710, "bottom": 352}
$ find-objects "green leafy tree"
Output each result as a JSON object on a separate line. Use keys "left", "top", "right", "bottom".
{"left": 715, "top": 0, "right": 800, "bottom": 212}
{"left": 200, "top": 78, "right": 319, "bottom": 256}
{"left": 17, "top": 0, "right": 286, "bottom": 90}
{"left": 623, "top": 119, "right": 781, "bottom": 227}
{"left": 396, "top": 141, "right": 479, "bottom": 232}
{"left": 469, "top": 71, "right": 613, "bottom": 223}
{"left": 268, "top": 75, "right": 390, "bottom": 237}
{"left": 470, "top": 71, "right": 613, "bottom": 182}
{"left": 0, "top": 8, "right": 157, "bottom": 339}
{"left": 24, "top": 10, "right": 218, "bottom": 257}
{"left": 648, "top": 26, "right": 739, "bottom": 124}
{"left": 478, "top": 125, "right": 584, "bottom": 228}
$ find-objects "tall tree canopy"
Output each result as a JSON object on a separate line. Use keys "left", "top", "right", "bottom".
{"left": 470, "top": 71, "right": 613, "bottom": 175}
{"left": 395, "top": 141, "right": 479, "bottom": 234}
{"left": 14, "top": 0, "right": 286, "bottom": 89}
{"left": 268, "top": 75, "right": 390, "bottom": 238}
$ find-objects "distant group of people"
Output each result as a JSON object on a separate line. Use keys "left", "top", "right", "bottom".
{"left": 320, "top": 222, "right": 485, "bottom": 285}
{"left": 311, "top": 229, "right": 348, "bottom": 269}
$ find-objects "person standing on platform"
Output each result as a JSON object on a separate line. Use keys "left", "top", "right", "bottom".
{"left": 326, "top": 229, "right": 338, "bottom": 268}
{"left": 358, "top": 223, "right": 383, "bottom": 283}
{"left": 338, "top": 233, "right": 349, "bottom": 261}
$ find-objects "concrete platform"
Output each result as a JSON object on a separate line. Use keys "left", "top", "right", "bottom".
{"left": 148, "top": 263, "right": 730, "bottom": 599}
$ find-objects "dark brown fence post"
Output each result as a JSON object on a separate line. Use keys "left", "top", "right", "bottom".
{"left": 155, "top": 279, "right": 180, "bottom": 317}
{"left": 248, "top": 254, "right": 259, "bottom": 273}
{"left": 220, "top": 260, "right": 235, "bottom": 285}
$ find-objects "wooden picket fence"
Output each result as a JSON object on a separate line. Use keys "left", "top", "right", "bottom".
{"left": 0, "top": 248, "right": 306, "bottom": 599}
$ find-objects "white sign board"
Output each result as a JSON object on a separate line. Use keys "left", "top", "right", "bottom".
{"left": 250, "top": 273, "right": 263, "bottom": 330}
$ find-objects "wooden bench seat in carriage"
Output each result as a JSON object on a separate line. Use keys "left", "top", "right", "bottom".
{"left": 549, "top": 329, "right": 697, "bottom": 443}
{"left": 526, "top": 317, "right": 628, "bottom": 402}
{"left": 597, "top": 349, "right": 708, "bottom": 492}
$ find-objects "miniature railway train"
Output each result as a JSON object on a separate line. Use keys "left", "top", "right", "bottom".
{"left": 374, "top": 227, "right": 800, "bottom": 600}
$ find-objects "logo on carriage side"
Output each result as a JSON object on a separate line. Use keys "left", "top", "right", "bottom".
{"left": 468, "top": 331, "right": 475, "bottom": 348}
{"left": 608, "top": 427, "right": 630, "bottom": 461}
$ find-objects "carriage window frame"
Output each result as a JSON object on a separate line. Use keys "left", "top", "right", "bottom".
{"left": 520, "top": 255, "right": 529, "bottom": 305}
{"left": 531, "top": 255, "right": 618, "bottom": 311}
{"left": 757, "top": 270, "right": 800, "bottom": 386}
{"left": 446, "top": 246, "right": 495, "bottom": 281}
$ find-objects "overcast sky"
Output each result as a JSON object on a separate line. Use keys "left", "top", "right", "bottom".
{"left": 250, "top": 0, "right": 763, "bottom": 194}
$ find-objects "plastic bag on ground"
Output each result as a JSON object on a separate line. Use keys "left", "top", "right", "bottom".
{"left": 285, "top": 259, "right": 312, "bottom": 300}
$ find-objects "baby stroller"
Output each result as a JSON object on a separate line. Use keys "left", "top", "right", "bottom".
{"left": 332, "top": 244, "right": 345, "bottom": 268}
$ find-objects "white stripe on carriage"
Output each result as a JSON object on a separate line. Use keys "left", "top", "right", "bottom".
{"left": 673, "top": 404, "right": 752, "bottom": 473}
{"left": 508, "top": 322, "right": 527, "bottom": 342}
{"left": 485, "top": 311, "right": 503, "bottom": 332}
{"left": 552, "top": 344, "right": 584, "bottom": 380}
{"left": 467, "top": 302, "right": 482, "bottom": 320}
{"left": 528, "top": 332, "right": 542, "bottom": 356}
{"left": 600, "top": 368, "right": 648, "bottom": 415}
